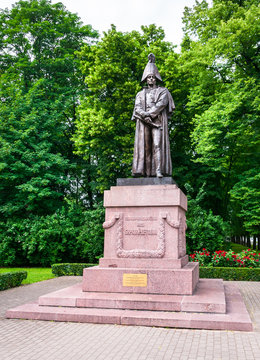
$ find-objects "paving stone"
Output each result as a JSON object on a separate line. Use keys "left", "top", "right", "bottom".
{"left": 1, "top": 277, "right": 260, "bottom": 359}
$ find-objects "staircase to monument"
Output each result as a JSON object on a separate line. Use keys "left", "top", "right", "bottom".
{"left": 6, "top": 278, "right": 252, "bottom": 331}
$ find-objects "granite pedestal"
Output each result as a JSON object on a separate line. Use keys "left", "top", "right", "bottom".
{"left": 83, "top": 183, "right": 198, "bottom": 295}
{"left": 6, "top": 180, "right": 252, "bottom": 331}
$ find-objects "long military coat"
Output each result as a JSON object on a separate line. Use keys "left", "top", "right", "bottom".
{"left": 132, "top": 86, "right": 174, "bottom": 177}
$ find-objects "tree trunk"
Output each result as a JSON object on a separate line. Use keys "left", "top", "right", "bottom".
{"left": 247, "top": 234, "right": 251, "bottom": 248}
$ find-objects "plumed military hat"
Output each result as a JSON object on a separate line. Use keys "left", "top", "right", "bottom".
{"left": 141, "top": 53, "right": 162, "bottom": 82}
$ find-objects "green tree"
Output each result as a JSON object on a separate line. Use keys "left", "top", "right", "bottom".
{"left": 0, "top": 0, "right": 98, "bottom": 217}
{"left": 180, "top": 0, "right": 259, "bottom": 235}
{"left": 0, "top": 202, "right": 105, "bottom": 266}
{"left": 0, "top": 80, "right": 70, "bottom": 217}
{"left": 74, "top": 25, "right": 176, "bottom": 191}
{"left": 185, "top": 184, "right": 228, "bottom": 253}
{"left": 230, "top": 169, "right": 260, "bottom": 236}
{"left": 162, "top": 47, "right": 223, "bottom": 207}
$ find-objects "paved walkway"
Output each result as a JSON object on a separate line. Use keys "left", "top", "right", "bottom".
{"left": 0, "top": 277, "right": 260, "bottom": 360}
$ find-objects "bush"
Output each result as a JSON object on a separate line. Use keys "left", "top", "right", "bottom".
{"left": 75, "top": 205, "right": 105, "bottom": 263}
{"left": 0, "top": 203, "right": 105, "bottom": 266}
{"left": 185, "top": 184, "right": 228, "bottom": 253}
{"left": 200, "top": 267, "right": 260, "bottom": 281}
{"left": 52, "top": 263, "right": 96, "bottom": 276}
{"left": 0, "top": 271, "right": 27, "bottom": 290}
{"left": 0, "top": 221, "right": 27, "bottom": 266}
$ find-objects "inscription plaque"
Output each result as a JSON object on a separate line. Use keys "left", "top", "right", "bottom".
{"left": 125, "top": 229, "right": 157, "bottom": 235}
{"left": 123, "top": 273, "right": 147, "bottom": 287}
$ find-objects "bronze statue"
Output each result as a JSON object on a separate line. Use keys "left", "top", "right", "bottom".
{"left": 132, "top": 54, "right": 174, "bottom": 178}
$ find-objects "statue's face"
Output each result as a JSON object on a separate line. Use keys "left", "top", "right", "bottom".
{"left": 147, "top": 74, "right": 156, "bottom": 86}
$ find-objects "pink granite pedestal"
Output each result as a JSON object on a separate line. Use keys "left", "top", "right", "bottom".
{"left": 6, "top": 183, "right": 253, "bottom": 331}
{"left": 82, "top": 184, "right": 199, "bottom": 295}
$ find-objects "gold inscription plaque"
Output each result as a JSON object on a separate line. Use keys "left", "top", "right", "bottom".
{"left": 123, "top": 273, "right": 147, "bottom": 287}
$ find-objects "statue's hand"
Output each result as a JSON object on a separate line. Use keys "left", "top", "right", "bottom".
{"left": 144, "top": 117, "right": 152, "bottom": 124}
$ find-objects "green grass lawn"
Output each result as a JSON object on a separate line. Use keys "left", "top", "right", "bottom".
{"left": 0, "top": 268, "right": 55, "bottom": 284}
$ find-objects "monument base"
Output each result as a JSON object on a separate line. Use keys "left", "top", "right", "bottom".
{"left": 6, "top": 279, "right": 252, "bottom": 331}
{"left": 82, "top": 263, "right": 199, "bottom": 295}
{"left": 5, "top": 182, "right": 253, "bottom": 330}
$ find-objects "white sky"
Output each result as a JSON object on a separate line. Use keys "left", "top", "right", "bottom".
{"left": 1, "top": 0, "right": 205, "bottom": 46}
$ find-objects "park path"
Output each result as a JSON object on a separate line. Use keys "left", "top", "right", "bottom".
{"left": 0, "top": 277, "right": 260, "bottom": 360}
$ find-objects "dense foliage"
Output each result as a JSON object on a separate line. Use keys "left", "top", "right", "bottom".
{"left": 0, "top": 0, "right": 259, "bottom": 265}
{"left": 0, "top": 271, "right": 27, "bottom": 290}
{"left": 185, "top": 184, "right": 228, "bottom": 253}
{"left": 0, "top": 0, "right": 98, "bottom": 217}
{"left": 181, "top": 0, "right": 260, "bottom": 237}
{"left": 0, "top": 204, "right": 104, "bottom": 266}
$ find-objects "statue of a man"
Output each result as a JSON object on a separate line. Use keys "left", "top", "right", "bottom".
{"left": 132, "top": 54, "right": 174, "bottom": 178}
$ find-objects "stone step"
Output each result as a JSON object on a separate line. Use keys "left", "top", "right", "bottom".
{"left": 6, "top": 284, "right": 252, "bottom": 331}
{"left": 38, "top": 279, "right": 226, "bottom": 314}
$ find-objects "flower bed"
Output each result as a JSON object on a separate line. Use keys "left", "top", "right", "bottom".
{"left": 189, "top": 248, "right": 260, "bottom": 268}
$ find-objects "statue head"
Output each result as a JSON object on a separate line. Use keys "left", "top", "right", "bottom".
{"left": 141, "top": 53, "right": 162, "bottom": 83}
{"left": 146, "top": 74, "right": 157, "bottom": 87}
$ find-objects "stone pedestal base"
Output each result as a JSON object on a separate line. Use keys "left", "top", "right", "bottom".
{"left": 6, "top": 279, "right": 253, "bottom": 331}
{"left": 82, "top": 263, "right": 199, "bottom": 295}
{"left": 4, "top": 182, "right": 253, "bottom": 331}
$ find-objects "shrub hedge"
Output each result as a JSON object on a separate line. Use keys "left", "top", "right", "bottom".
{"left": 200, "top": 267, "right": 260, "bottom": 281}
{"left": 52, "top": 263, "right": 96, "bottom": 276}
{"left": 0, "top": 271, "right": 27, "bottom": 290}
